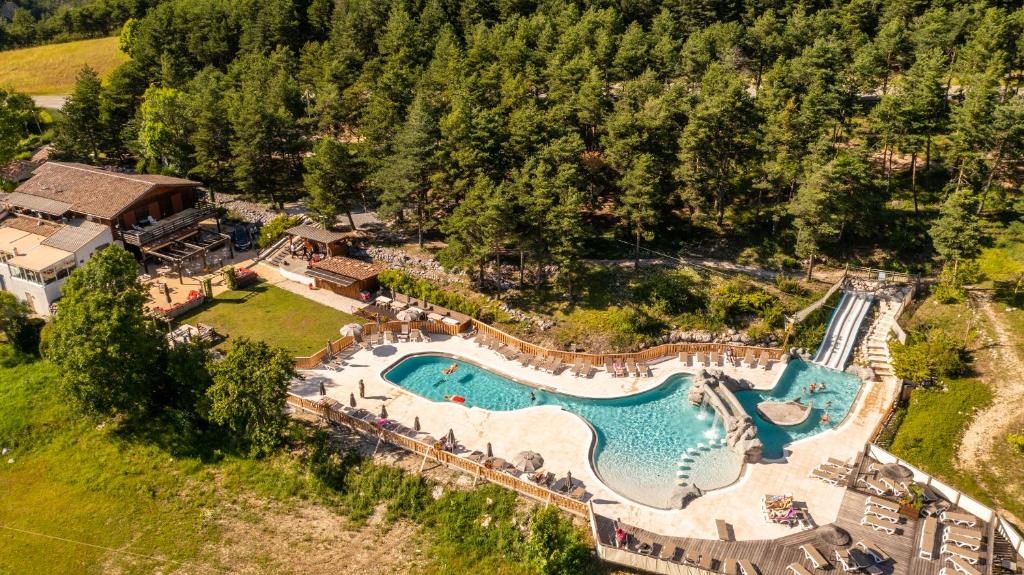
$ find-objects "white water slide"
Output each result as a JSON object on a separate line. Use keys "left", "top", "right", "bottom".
{"left": 812, "top": 291, "right": 875, "bottom": 370}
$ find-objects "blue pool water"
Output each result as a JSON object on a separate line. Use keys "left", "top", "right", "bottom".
{"left": 383, "top": 354, "right": 862, "bottom": 508}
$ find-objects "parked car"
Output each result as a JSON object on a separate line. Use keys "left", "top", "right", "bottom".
{"left": 232, "top": 225, "right": 252, "bottom": 251}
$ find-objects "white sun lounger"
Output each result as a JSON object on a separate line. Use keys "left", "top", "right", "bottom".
{"left": 861, "top": 477, "right": 891, "bottom": 495}
{"left": 866, "top": 496, "right": 899, "bottom": 513}
{"left": 943, "top": 532, "right": 981, "bottom": 551}
{"left": 758, "top": 350, "right": 770, "bottom": 369}
{"left": 864, "top": 505, "right": 901, "bottom": 524}
{"left": 800, "top": 544, "right": 829, "bottom": 569}
{"left": 861, "top": 515, "right": 896, "bottom": 534}
{"left": 939, "top": 555, "right": 982, "bottom": 575}
{"left": 942, "top": 510, "right": 978, "bottom": 528}
{"left": 941, "top": 543, "right": 980, "bottom": 565}
{"left": 810, "top": 468, "right": 840, "bottom": 485}
{"left": 786, "top": 563, "right": 813, "bottom": 575}
{"left": 920, "top": 516, "right": 940, "bottom": 559}
{"left": 946, "top": 525, "right": 983, "bottom": 541}
{"left": 743, "top": 349, "right": 756, "bottom": 367}
{"left": 833, "top": 549, "right": 869, "bottom": 572}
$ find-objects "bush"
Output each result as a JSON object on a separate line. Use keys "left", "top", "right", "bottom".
{"left": 932, "top": 282, "right": 966, "bottom": 304}
{"left": 890, "top": 328, "right": 968, "bottom": 385}
{"left": 526, "top": 506, "right": 595, "bottom": 575}
{"left": 378, "top": 269, "right": 495, "bottom": 321}
{"left": 257, "top": 215, "right": 302, "bottom": 249}
{"left": 631, "top": 268, "right": 708, "bottom": 315}
{"left": 223, "top": 266, "right": 237, "bottom": 290}
{"left": 774, "top": 276, "right": 809, "bottom": 297}
{"left": 1008, "top": 434, "right": 1024, "bottom": 454}
{"left": 709, "top": 279, "right": 785, "bottom": 329}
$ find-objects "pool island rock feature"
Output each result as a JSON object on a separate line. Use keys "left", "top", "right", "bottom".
{"left": 687, "top": 370, "right": 764, "bottom": 463}
{"left": 755, "top": 400, "right": 813, "bottom": 426}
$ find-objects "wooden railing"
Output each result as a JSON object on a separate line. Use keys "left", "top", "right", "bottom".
{"left": 122, "top": 205, "right": 218, "bottom": 247}
{"left": 286, "top": 394, "right": 589, "bottom": 516}
{"left": 471, "top": 320, "right": 784, "bottom": 365}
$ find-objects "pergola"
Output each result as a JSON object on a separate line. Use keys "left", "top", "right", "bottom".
{"left": 141, "top": 227, "right": 231, "bottom": 275}
{"left": 285, "top": 225, "right": 351, "bottom": 258}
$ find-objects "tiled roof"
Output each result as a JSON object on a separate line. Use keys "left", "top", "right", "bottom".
{"left": 3, "top": 190, "right": 73, "bottom": 215}
{"left": 0, "top": 160, "right": 41, "bottom": 183}
{"left": 15, "top": 162, "right": 199, "bottom": 219}
{"left": 0, "top": 214, "right": 62, "bottom": 237}
{"left": 310, "top": 256, "right": 385, "bottom": 281}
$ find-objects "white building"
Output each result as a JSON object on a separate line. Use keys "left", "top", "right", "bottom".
{"left": 0, "top": 215, "right": 113, "bottom": 315}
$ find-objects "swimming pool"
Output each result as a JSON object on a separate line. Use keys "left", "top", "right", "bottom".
{"left": 382, "top": 354, "right": 862, "bottom": 508}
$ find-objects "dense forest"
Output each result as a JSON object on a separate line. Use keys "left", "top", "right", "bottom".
{"left": 19, "top": 0, "right": 1024, "bottom": 288}
{"left": 0, "top": 0, "right": 160, "bottom": 49}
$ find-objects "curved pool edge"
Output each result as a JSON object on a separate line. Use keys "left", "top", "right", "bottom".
{"left": 378, "top": 350, "right": 750, "bottom": 511}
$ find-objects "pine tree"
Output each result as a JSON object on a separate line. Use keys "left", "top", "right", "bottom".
{"left": 189, "top": 68, "right": 234, "bottom": 193}
{"left": 303, "top": 138, "right": 366, "bottom": 231}
{"left": 54, "top": 66, "right": 105, "bottom": 162}
{"left": 930, "top": 188, "right": 982, "bottom": 278}
{"left": 617, "top": 154, "right": 661, "bottom": 270}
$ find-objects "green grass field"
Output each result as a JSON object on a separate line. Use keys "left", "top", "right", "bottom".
{"left": 179, "top": 283, "right": 362, "bottom": 356}
{"left": 0, "top": 37, "right": 127, "bottom": 95}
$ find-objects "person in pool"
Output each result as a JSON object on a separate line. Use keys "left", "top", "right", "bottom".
{"left": 442, "top": 363, "right": 459, "bottom": 375}
{"left": 820, "top": 412, "right": 830, "bottom": 424}
{"left": 529, "top": 391, "right": 536, "bottom": 402}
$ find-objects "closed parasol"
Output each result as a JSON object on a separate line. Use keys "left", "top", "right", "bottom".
{"left": 340, "top": 323, "right": 364, "bottom": 337}
{"left": 396, "top": 309, "right": 421, "bottom": 322}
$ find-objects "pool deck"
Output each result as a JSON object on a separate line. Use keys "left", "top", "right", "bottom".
{"left": 292, "top": 334, "right": 899, "bottom": 541}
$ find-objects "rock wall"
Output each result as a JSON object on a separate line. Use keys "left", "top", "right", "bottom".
{"left": 688, "top": 369, "right": 764, "bottom": 463}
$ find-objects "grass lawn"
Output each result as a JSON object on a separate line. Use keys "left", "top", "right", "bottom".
{"left": 888, "top": 378, "right": 993, "bottom": 498}
{"left": 178, "top": 283, "right": 362, "bottom": 357}
{"left": 0, "top": 37, "right": 127, "bottom": 95}
{"left": 0, "top": 351, "right": 595, "bottom": 574}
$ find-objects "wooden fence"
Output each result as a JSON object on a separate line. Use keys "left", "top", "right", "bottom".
{"left": 286, "top": 394, "right": 589, "bottom": 516}
{"left": 471, "top": 320, "right": 785, "bottom": 366}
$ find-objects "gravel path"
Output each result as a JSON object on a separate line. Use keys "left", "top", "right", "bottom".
{"left": 957, "top": 292, "right": 1024, "bottom": 470}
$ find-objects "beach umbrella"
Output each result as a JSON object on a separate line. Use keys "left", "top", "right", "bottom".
{"left": 446, "top": 428, "right": 456, "bottom": 445}
{"left": 396, "top": 309, "right": 420, "bottom": 322}
{"left": 512, "top": 451, "right": 544, "bottom": 473}
{"left": 413, "top": 416, "right": 421, "bottom": 431}
{"left": 880, "top": 463, "right": 913, "bottom": 480}
{"left": 349, "top": 393, "right": 356, "bottom": 408}
{"left": 324, "top": 340, "right": 333, "bottom": 359}
{"left": 564, "top": 470, "right": 573, "bottom": 491}
{"left": 486, "top": 442, "right": 493, "bottom": 458}
{"left": 340, "top": 323, "right": 364, "bottom": 337}
{"left": 379, "top": 404, "right": 388, "bottom": 419}
{"left": 818, "top": 525, "right": 851, "bottom": 547}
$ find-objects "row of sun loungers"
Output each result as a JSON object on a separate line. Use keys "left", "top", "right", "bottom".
{"left": 652, "top": 546, "right": 756, "bottom": 574}
{"left": 861, "top": 491, "right": 903, "bottom": 534}
{"left": 680, "top": 349, "right": 772, "bottom": 370}
{"left": 795, "top": 540, "right": 888, "bottom": 573}
{"left": 605, "top": 358, "right": 650, "bottom": 377}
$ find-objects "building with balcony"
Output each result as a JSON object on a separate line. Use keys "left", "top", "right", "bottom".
{"left": 1, "top": 162, "right": 227, "bottom": 313}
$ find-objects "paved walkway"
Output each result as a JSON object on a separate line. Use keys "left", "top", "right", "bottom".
{"left": 293, "top": 334, "right": 896, "bottom": 541}
{"left": 254, "top": 261, "right": 367, "bottom": 314}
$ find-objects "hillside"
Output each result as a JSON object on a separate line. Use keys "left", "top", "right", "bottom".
{"left": 0, "top": 37, "right": 126, "bottom": 95}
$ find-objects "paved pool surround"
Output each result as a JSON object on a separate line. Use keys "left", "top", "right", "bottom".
{"left": 292, "top": 334, "right": 897, "bottom": 541}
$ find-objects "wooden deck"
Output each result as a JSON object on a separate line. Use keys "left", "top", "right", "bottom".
{"left": 597, "top": 487, "right": 991, "bottom": 575}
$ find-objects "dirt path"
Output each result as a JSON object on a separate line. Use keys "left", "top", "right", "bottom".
{"left": 957, "top": 292, "right": 1024, "bottom": 466}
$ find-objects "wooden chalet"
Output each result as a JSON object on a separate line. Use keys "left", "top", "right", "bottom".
{"left": 307, "top": 256, "right": 385, "bottom": 300}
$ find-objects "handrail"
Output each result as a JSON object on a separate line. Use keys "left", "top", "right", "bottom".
{"left": 122, "top": 205, "right": 218, "bottom": 247}
{"left": 286, "top": 394, "right": 588, "bottom": 516}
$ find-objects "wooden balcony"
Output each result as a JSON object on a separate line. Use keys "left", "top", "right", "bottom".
{"left": 122, "top": 206, "right": 217, "bottom": 247}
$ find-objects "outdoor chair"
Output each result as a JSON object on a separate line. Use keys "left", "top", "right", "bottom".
{"left": 861, "top": 515, "right": 897, "bottom": 535}
{"left": 940, "top": 555, "right": 982, "bottom": 575}
{"left": 722, "top": 559, "right": 740, "bottom": 575}
{"left": 636, "top": 361, "right": 650, "bottom": 376}
{"left": 800, "top": 544, "right": 829, "bottom": 569}
{"left": 864, "top": 505, "right": 901, "bottom": 524}
{"left": 940, "top": 544, "right": 980, "bottom": 565}
{"left": 580, "top": 360, "right": 595, "bottom": 378}
{"left": 866, "top": 496, "right": 899, "bottom": 513}
{"left": 520, "top": 353, "right": 536, "bottom": 367}
{"left": 383, "top": 330, "right": 395, "bottom": 344}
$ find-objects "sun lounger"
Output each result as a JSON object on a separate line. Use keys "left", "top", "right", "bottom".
{"left": 580, "top": 360, "right": 595, "bottom": 378}
{"left": 710, "top": 350, "right": 720, "bottom": 366}
{"left": 864, "top": 505, "right": 901, "bottom": 524}
{"left": 636, "top": 361, "right": 650, "bottom": 376}
{"left": 722, "top": 558, "right": 740, "bottom": 575}
{"left": 681, "top": 352, "right": 693, "bottom": 367}
{"left": 758, "top": 350, "right": 770, "bottom": 369}
{"left": 605, "top": 359, "right": 616, "bottom": 375}
{"left": 684, "top": 548, "right": 700, "bottom": 565}
{"left": 520, "top": 353, "right": 536, "bottom": 367}
{"left": 663, "top": 546, "right": 684, "bottom": 562}
{"left": 866, "top": 496, "right": 899, "bottom": 513}
{"left": 861, "top": 477, "right": 891, "bottom": 495}
{"left": 800, "top": 544, "right": 829, "bottom": 569}
{"left": 834, "top": 548, "right": 870, "bottom": 572}
{"left": 549, "top": 358, "right": 565, "bottom": 374}
{"left": 499, "top": 346, "right": 520, "bottom": 361}
{"left": 467, "top": 450, "right": 485, "bottom": 462}
{"left": 946, "top": 525, "right": 983, "bottom": 541}
{"left": 738, "top": 559, "right": 758, "bottom": 574}
{"left": 739, "top": 348, "right": 753, "bottom": 367}
{"left": 861, "top": 515, "right": 897, "bottom": 534}
{"left": 941, "top": 543, "right": 980, "bottom": 565}
{"left": 614, "top": 362, "right": 626, "bottom": 377}
{"left": 810, "top": 468, "right": 840, "bottom": 485}
{"left": 943, "top": 532, "right": 981, "bottom": 551}
{"left": 699, "top": 555, "right": 715, "bottom": 571}
{"left": 854, "top": 540, "right": 887, "bottom": 564}
{"left": 383, "top": 330, "right": 395, "bottom": 343}
{"left": 941, "top": 510, "right": 977, "bottom": 528}
{"left": 786, "top": 563, "right": 813, "bottom": 575}
{"left": 920, "top": 516, "right": 940, "bottom": 559}
{"left": 569, "top": 485, "right": 586, "bottom": 500}
{"left": 940, "top": 555, "right": 982, "bottom": 575}
{"left": 827, "top": 456, "right": 851, "bottom": 468}
{"left": 716, "top": 519, "right": 730, "bottom": 540}
{"left": 571, "top": 360, "right": 584, "bottom": 376}
{"left": 879, "top": 476, "right": 908, "bottom": 494}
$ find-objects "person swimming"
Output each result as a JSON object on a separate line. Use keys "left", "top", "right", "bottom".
{"left": 820, "top": 412, "right": 830, "bottom": 424}
{"left": 442, "top": 363, "right": 459, "bottom": 375}
{"left": 809, "top": 383, "right": 817, "bottom": 393}
{"left": 529, "top": 391, "right": 536, "bottom": 402}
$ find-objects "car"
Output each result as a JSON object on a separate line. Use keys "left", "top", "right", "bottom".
{"left": 232, "top": 225, "right": 253, "bottom": 251}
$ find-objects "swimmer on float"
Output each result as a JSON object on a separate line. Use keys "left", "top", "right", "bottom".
{"left": 442, "top": 363, "right": 459, "bottom": 375}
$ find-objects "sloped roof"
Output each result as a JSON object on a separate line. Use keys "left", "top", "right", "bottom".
{"left": 3, "top": 191, "right": 73, "bottom": 216}
{"left": 0, "top": 214, "right": 62, "bottom": 237}
{"left": 15, "top": 162, "right": 199, "bottom": 219}
{"left": 309, "top": 256, "right": 385, "bottom": 281}
{"left": 285, "top": 225, "right": 352, "bottom": 244}
{"left": 41, "top": 220, "right": 109, "bottom": 253}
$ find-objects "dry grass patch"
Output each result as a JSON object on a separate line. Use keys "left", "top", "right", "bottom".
{"left": 0, "top": 37, "right": 127, "bottom": 95}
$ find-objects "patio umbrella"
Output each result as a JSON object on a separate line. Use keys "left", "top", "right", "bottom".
{"left": 413, "top": 416, "right": 421, "bottom": 431}
{"left": 880, "top": 463, "right": 913, "bottom": 480}
{"left": 349, "top": 393, "right": 356, "bottom": 408}
{"left": 396, "top": 309, "right": 420, "bottom": 322}
{"left": 818, "top": 525, "right": 851, "bottom": 547}
{"left": 512, "top": 451, "right": 544, "bottom": 473}
{"left": 486, "top": 442, "right": 493, "bottom": 458}
{"left": 340, "top": 323, "right": 364, "bottom": 337}
{"left": 564, "top": 470, "right": 573, "bottom": 491}
{"left": 324, "top": 340, "right": 333, "bottom": 360}
{"left": 445, "top": 428, "right": 456, "bottom": 445}
{"left": 379, "top": 404, "right": 388, "bottom": 419}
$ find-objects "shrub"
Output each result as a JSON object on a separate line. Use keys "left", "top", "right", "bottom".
{"left": 631, "top": 268, "right": 708, "bottom": 315}
{"left": 890, "top": 328, "right": 967, "bottom": 385}
{"left": 378, "top": 269, "right": 495, "bottom": 321}
{"left": 1008, "top": 434, "right": 1024, "bottom": 454}
{"left": 932, "top": 282, "right": 966, "bottom": 304}
{"left": 526, "top": 506, "right": 595, "bottom": 575}
{"left": 774, "top": 276, "right": 809, "bottom": 297}
{"left": 709, "top": 279, "right": 785, "bottom": 329}
{"left": 223, "top": 266, "right": 237, "bottom": 290}
{"left": 257, "top": 215, "right": 302, "bottom": 249}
